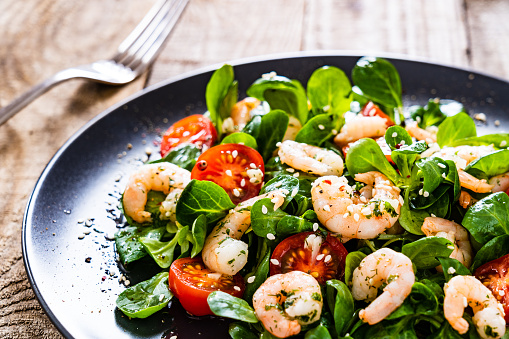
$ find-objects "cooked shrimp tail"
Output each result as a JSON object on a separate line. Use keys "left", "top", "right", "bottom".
{"left": 352, "top": 248, "right": 415, "bottom": 324}
{"left": 444, "top": 275, "right": 505, "bottom": 339}
{"left": 253, "top": 271, "right": 323, "bottom": 338}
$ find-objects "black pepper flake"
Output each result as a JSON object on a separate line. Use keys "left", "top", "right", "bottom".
{"left": 85, "top": 257, "right": 92, "bottom": 263}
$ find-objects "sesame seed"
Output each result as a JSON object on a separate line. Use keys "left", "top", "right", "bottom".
{"left": 267, "top": 233, "right": 276, "bottom": 240}
{"left": 316, "top": 254, "right": 325, "bottom": 261}
{"left": 282, "top": 189, "right": 290, "bottom": 195}
{"left": 495, "top": 120, "right": 501, "bottom": 126}
{"left": 225, "top": 170, "right": 233, "bottom": 176}
{"left": 323, "top": 105, "right": 330, "bottom": 112}
{"left": 501, "top": 140, "right": 507, "bottom": 147}
{"left": 324, "top": 255, "right": 332, "bottom": 263}
{"left": 241, "top": 179, "right": 246, "bottom": 187}
{"left": 354, "top": 213, "right": 360, "bottom": 221}
{"left": 431, "top": 213, "right": 436, "bottom": 217}
{"left": 313, "top": 223, "right": 319, "bottom": 232}
{"left": 233, "top": 188, "right": 240, "bottom": 197}
{"left": 182, "top": 131, "right": 190, "bottom": 137}
{"left": 232, "top": 150, "right": 238, "bottom": 158}
{"left": 418, "top": 189, "right": 424, "bottom": 196}
{"left": 318, "top": 124, "right": 325, "bottom": 130}
{"left": 360, "top": 196, "right": 367, "bottom": 203}
{"left": 400, "top": 140, "right": 406, "bottom": 145}
{"left": 437, "top": 163, "right": 446, "bottom": 169}
{"left": 392, "top": 132, "right": 398, "bottom": 138}
{"left": 474, "top": 113, "right": 487, "bottom": 122}
{"left": 247, "top": 276, "right": 256, "bottom": 283}
{"left": 423, "top": 191, "right": 430, "bottom": 198}
{"left": 270, "top": 259, "right": 280, "bottom": 265}
{"left": 250, "top": 163, "right": 257, "bottom": 169}
{"left": 293, "top": 172, "right": 300, "bottom": 178}
{"left": 343, "top": 213, "right": 349, "bottom": 218}
{"left": 291, "top": 188, "right": 298, "bottom": 197}
{"left": 442, "top": 173, "right": 446, "bottom": 178}
{"left": 323, "top": 205, "right": 331, "bottom": 212}
{"left": 276, "top": 142, "right": 282, "bottom": 147}
{"left": 500, "top": 290, "right": 506, "bottom": 296}
{"left": 286, "top": 168, "right": 295, "bottom": 173}
{"left": 262, "top": 205, "right": 268, "bottom": 214}
{"left": 159, "top": 294, "right": 165, "bottom": 301}
{"left": 332, "top": 129, "right": 338, "bottom": 135}
{"left": 233, "top": 286, "right": 241, "bottom": 291}
{"left": 124, "top": 280, "right": 131, "bottom": 286}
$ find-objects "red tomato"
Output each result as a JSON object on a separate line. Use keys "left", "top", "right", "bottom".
{"left": 160, "top": 115, "right": 217, "bottom": 157}
{"left": 360, "top": 101, "right": 395, "bottom": 127}
{"left": 270, "top": 232, "right": 348, "bottom": 284}
{"left": 169, "top": 257, "right": 245, "bottom": 316}
{"left": 506, "top": 188, "right": 509, "bottom": 196}
{"left": 342, "top": 137, "right": 394, "bottom": 165}
{"left": 191, "top": 144, "right": 264, "bottom": 204}
{"left": 474, "top": 254, "right": 509, "bottom": 323}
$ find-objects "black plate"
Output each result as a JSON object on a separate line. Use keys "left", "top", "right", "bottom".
{"left": 23, "top": 52, "right": 509, "bottom": 338}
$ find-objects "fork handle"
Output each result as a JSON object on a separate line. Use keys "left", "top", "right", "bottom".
{"left": 0, "top": 70, "right": 74, "bottom": 126}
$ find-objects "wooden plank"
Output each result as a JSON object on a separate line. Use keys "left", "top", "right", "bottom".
{"left": 465, "top": 0, "right": 509, "bottom": 79}
{"left": 147, "top": 0, "right": 306, "bottom": 86}
{"left": 0, "top": 1, "right": 154, "bottom": 337}
{"left": 302, "top": 0, "right": 469, "bottom": 67}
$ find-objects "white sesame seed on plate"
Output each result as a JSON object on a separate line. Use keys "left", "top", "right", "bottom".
{"left": 270, "top": 259, "right": 280, "bottom": 265}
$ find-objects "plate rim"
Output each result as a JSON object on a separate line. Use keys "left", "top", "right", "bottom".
{"left": 21, "top": 50, "right": 509, "bottom": 338}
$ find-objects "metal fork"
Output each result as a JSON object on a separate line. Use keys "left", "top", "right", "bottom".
{"left": 0, "top": 0, "right": 189, "bottom": 126}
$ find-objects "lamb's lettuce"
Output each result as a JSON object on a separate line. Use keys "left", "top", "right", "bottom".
{"left": 176, "top": 179, "right": 235, "bottom": 228}
{"left": 150, "top": 143, "right": 201, "bottom": 171}
{"left": 471, "top": 235, "right": 509, "bottom": 270}
{"left": 221, "top": 132, "right": 258, "bottom": 149}
{"left": 247, "top": 75, "right": 308, "bottom": 124}
{"left": 465, "top": 149, "right": 509, "bottom": 178}
{"left": 116, "top": 272, "right": 172, "bottom": 318}
{"left": 307, "top": 65, "right": 352, "bottom": 115}
{"left": 256, "top": 110, "right": 289, "bottom": 161}
{"left": 295, "top": 113, "right": 344, "bottom": 146}
{"left": 208, "top": 291, "right": 258, "bottom": 323}
{"left": 436, "top": 112, "right": 476, "bottom": 147}
{"left": 351, "top": 56, "right": 403, "bottom": 124}
{"left": 462, "top": 192, "right": 509, "bottom": 244}
{"left": 206, "top": 64, "right": 238, "bottom": 136}
{"left": 401, "top": 237, "right": 454, "bottom": 270}
{"left": 326, "top": 280, "right": 355, "bottom": 337}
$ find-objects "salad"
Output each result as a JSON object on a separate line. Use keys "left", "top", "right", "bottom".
{"left": 114, "top": 56, "right": 509, "bottom": 339}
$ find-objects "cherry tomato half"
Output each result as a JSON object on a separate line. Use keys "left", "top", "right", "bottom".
{"left": 360, "top": 101, "right": 395, "bottom": 127}
{"left": 160, "top": 115, "right": 217, "bottom": 157}
{"left": 474, "top": 254, "right": 509, "bottom": 323}
{"left": 270, "top": 232, "right": 348, "bottom": 284}
{"left": 191, "top": 143, "right": 265, "bottom": 204}
{"left": 343, "top": 137, "right": 394, "bottom": 165}
{"left": 169, "top": 257, "right": 245, "bottom": 316}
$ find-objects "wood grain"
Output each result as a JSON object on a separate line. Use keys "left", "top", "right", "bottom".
{"left": 0, "top": 0, "right": 509, "bottom": 337}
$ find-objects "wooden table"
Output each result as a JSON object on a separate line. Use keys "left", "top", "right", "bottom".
{"left": 1, "top": 0, "right": 508, "bottom": 337}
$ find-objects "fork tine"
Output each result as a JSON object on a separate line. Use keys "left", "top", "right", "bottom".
{"left": 114, "top": 0, "right": 169, "bottom": 62}
{"left": 127, "top": 0, "right": 189, "bottom": 74}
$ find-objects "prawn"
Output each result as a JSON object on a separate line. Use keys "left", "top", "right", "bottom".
{"left": 489, "top": 172, "right": 509, "bottom": 193}
{"left": 459, "top": 190, "right": 478, "bottom": 209}
{"left": 458, "top": 169, "right": 494, "bottom": 193}
{"left": 253, "top": 271, "right": 322, "bottom": 338}
{"left": 311, "top": 172, "right": 402, "bottom": 241}
{"left": 230, "top": 97, "right": 261, "bottom": 131}
{"left": 333, "top": 114, "right": 387, "bottom": 147}
{"left": 122, "top": 162, "right": 191, "bottom": 223}
{"left": 282, "top": 116, "right": 302, "bottom": 142}
{"left": 202, "top": 190, "right": 286, "bottom": 275}
{"left": 405, "top": 120, "right": 437, "bottom": 143}
{"left": 278, "top": 140, "right": 344, "bottom": 176}
{"left": 431, "top": 145, "right": 496, "bottom": 170}
{"left": 421, "top": 217, "right": 473, "bottom": 269}
{"left": 444, "top": 275, "right": 505, "bottom": 339}
{"left": 351, "top": 248, "right": 415, "bottom": 325}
